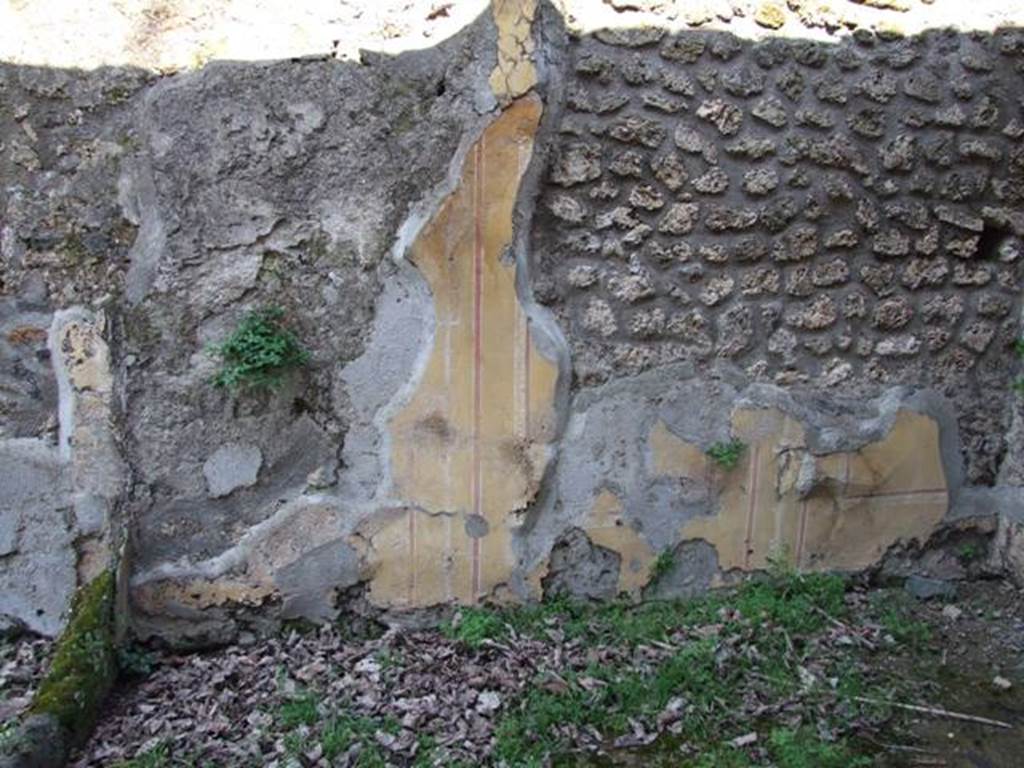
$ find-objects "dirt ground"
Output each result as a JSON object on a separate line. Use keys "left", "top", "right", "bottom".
{"left": 3, "top": 575, "right": 1022, "bottom": 767}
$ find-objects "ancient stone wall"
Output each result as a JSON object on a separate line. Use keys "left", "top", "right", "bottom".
{"left": 531, "top": 24, "right": 1024, "bottom": 484}
{"left": 3, "top": 0, "right": 1024, "bottom": 643}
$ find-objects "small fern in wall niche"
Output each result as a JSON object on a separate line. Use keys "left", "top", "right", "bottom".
{"left": 1015, "top": 339, "right": 1024, "bottom": 395}
{"left": 706, "top": 439, "right": 745, "bottom": 470}
{"left": 212, "top": 307, "right": 310, "bottom": 391}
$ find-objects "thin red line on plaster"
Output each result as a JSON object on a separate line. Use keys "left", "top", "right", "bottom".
{"left": 743, "top": 444, "right": 759, "bottom": 570}
{"left": 524, "top": 319, "right": 531, "bottom": 439}
{"left": 408, "top": 507, "right": 416, "bottom": 602}
{"left": 471, "top": 139, "right": 484, "bottom": 601}
{"left": 796, "top": 500, "right": 808, "bottom": 571}
{"left": 845, "top": 488, "right": 947, "bottom": 500}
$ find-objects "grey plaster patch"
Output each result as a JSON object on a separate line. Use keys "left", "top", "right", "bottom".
{"left": 464, "top": 514, "right": 490, "bottom": 539}
{"left": 203, "top": 443, "right": 263, "bottom": 498}
{"left": 644, "top": 539, "right": 719, "bottom": 600}
{"left": 0, "top": 439, "right": 74, "bottom": 636}
{"left": 275, "top": 539, "right": 362, "bottom": 621}
{"left": 542, "top": 528, "right": 620, "bottom": 600}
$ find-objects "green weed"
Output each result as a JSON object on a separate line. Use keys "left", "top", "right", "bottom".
{"left": 278, "top": 690, "right": 320, "bottom": 729}
{"left": 211, "top": 307, "right": 309, "bottom": 391}
{"left": 443, "top": 607, "right": 507, "bottom": 648}
{"left": 768, "top": 727, "right": 871, "bottom": 768}
{"left": 957, "top": 542, "right": 981, "bottom": 563}
{"left": 649, "top": 548, "right": 676, "bottom": 583}
{"left": 706, "top": 439, "right": 745, "bottom": 470}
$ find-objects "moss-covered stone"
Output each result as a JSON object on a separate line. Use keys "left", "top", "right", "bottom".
{"left": 28, "top": 571, "right": 117, "bottom": 745}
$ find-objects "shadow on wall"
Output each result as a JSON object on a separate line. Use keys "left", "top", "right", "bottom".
{"left": 1, "top": 1, "right": 1024, "bottom": 642}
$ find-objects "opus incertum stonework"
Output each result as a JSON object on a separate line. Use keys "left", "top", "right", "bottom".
{"left": 2, "top": 0, "right": 1024, "bottom": 646}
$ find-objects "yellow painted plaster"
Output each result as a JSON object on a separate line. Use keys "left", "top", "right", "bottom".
{"left": 489, "top": 0, "right": 538, "bottom": 101}
{"left": 583, "top": 490, "right": 656, "bottom": 595}
{"left": 655, "top": 408, "right": 948, "bottom": 574}
{"left": 368, "top": 95, "right": 558, "bottom": 608}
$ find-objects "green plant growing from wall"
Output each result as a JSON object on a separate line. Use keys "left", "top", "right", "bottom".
{"left": 649, "top": 548, "right": 676, "bottom": 584}
{"left": 211, "top": 307, "right": 310, "bottom": 391}
{"left": 1014, "top": 339, "right": 1024, "bottom": 394}
{"left": 706, "top": 438, "right": 745, "bottom": 470}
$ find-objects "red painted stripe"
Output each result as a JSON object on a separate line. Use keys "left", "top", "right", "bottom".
{"left": 524, "top": 320, "right": 531, "bottom": 439}
{"left": 408, "top": 508, "right": 416, "bottom": 602}
{"left": 471, "top": 139, "right": 484, "bottom": 601}
{"left": 844, "top": 488, "right": 947, "bottom": 500}
{"left": 796, "top": 500, "right": 808, "bottom": 571}
{"left": 743, "top": 444, "right": 759, "bottom": 570}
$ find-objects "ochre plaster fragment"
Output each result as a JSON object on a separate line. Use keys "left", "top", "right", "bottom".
{"left": 657, "top": 408, "right": 947, "bottom": 573}
{"left": 489, "top": 0, "right": 538, "bottom": 100}
{"left": 370, "top": 95, "right": 558, "bottom": 608}
{"left": 583, "top": 490, "right": 656, "bottom": 595}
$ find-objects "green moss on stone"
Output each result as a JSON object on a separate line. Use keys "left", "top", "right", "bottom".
{"left": 29, "top": 570, "right": 117, "bottom": 744}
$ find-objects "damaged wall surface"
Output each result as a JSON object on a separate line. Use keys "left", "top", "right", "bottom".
{"left": 2, "top": 0, "right": 1024, "bottom": 643}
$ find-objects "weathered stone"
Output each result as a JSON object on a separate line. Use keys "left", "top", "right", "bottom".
{"left": 905, "top": 575, "right": 956, "bottom": 601}
{"left": 751, "top": 96, "right": 788, "bottom": 128}
{"left": 659, "top": 34, "right": 705, "bottom": 63}
{"left": 542, "top": 529, "right": 619, "bottom": 601}
{"left": 722, "top": 66, "right": 766, "bottom": 98}
{"left": 842, "top": 291, "right": 868, "bottom": 319}
{"left": 977, "top": 294, "right": 1012, "bottom": 318}
{"left": 699, "top": 276, "right": 735, "bottom": 306}
{"left": 692, "top": 167, "right": 730, "bottom": 195}
{"left": 785, "top": 266, "right": 814, "bottom": 297}
{"left": 610, "top": 150, "right": 645, "bottom": 177}
{"left": 876, "top": 335, "right": 921, "bottom": 356}
{"left": 885, "top": 202, "right": 929, "bottom": 231}
{"left": 628, "top": 307, "right": 666, "bottom": 339}
{"left": 824, "top": 229, "right": 859, "bottom": 249}
{"left": 203, "top": 443, "right": 263, "bottom": 498}
{"left": 651, "top": 153, "right": 688, "bottom": 192}
{"left": 673, "top": 124, "right": 718, "bottom": 163}
{"left": 628, "top": 184, "right": 665, "bottom": 211}
{"left": 705, "top": 206, "right": 757, "bottom": 232}
{"left": 717, "top": 305, "right": 753, "bottom": 357}
{"left": 921, "top": 295, "right": 964, "bottom": 325}
{"left": 815, "top": 74, "right": 848, "bottom": 105}
{"left": 754, "top": 2, "right": 787, "bottom": 29}
{"left": 582, "top": 299, "right": 618, "bottom": 337}
{"left": 608, "top": 269, "right": 657, "bottom": 303}
{"left": 548, "top": 194, "right": 588, "bottom": 225}
{"left": 609, "top": 116, "right": 666, "bottom": 148}
{"left": 811, "top": 259, "right": 849, "bottom": 287}
{"left": 642, "top": 93, "right": 685, "bottom": 114}
{"left": 724, "top": 137, "right": 776, "bottom": 160}
{"left": 952, "top": 263, "right": 992, "bottom": 286}
{"left": 860, "top": 264, "right": 896, "bottom": 297}
{"left": 945, "top": 236, "right": 980, "bottom": 259}
{"left": 960, "top": 321, "right": 996, "bottom": 353}
{"left": 595, "top": 27, "right": 666, "bottom": 48}
{"left": 773, "top": 225, "right": 818, "bottom": 262}
{"left": 786, "top": 295, "right": 837, "bottom": 330}
{"left": 901, "top": 257, "right": 949, "bottom": 289}
{"left": 858, "top": 71, "right": 898, "bottom": 103}
{"left": 775, "top": 67, "right": 805, "bottom": 101}
{"left": 567, "top": 264, "right": 600, "bottom": 289}
{"left": 880, "top": 135, "right": 916, "bottom": 171}
{"left": 934, "top": 104, "right": 967, "bottom": 128}
{"left": 872, "top": 297, "right": 913, "bottom": 331}
{"left": 742, "top": 167, "right": 779, "bottom": 196}
{"left": 848, "top": 106, "right": 886, "bottom": 138}
{"left": 872, "top": 229, "right": 911, "bottom": 257}
{"left": 551, "top": 142, "right": 602, "bottom": 186}
{"left": 658, "top": 202, "right": 700, "bottom": 235}
{"left": 796, "top": 108, "right": 835, "bottom": 130}
{"left": 696, "top": 99, "right": 743, "bottom": 136}
{"left": 902, "top": 71, "right": 942, "bottom": 103}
